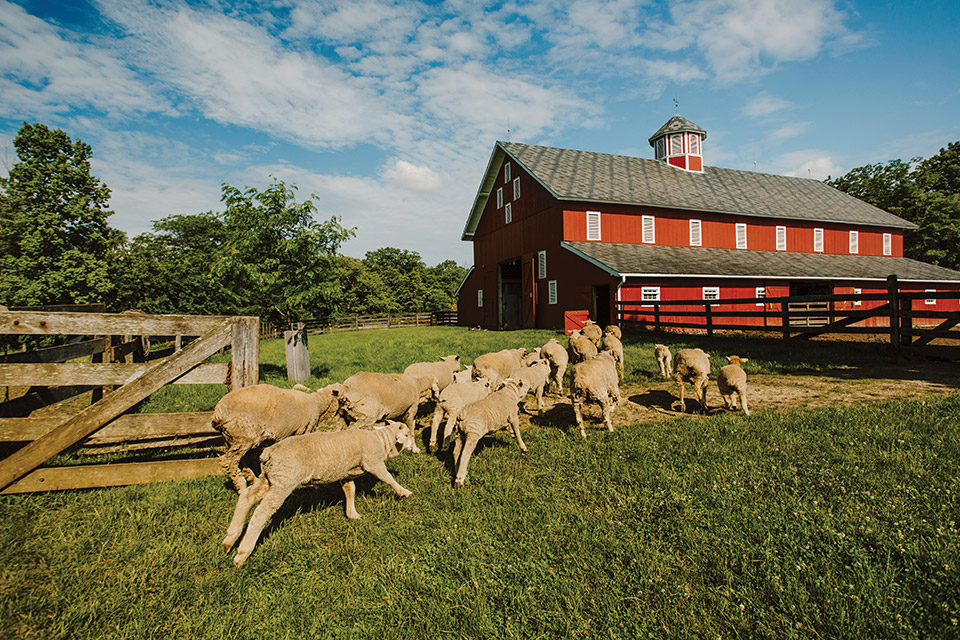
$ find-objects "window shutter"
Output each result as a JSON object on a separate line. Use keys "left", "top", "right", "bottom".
{"left": 670, "top": 134, "right": 683, "bottom": 155}
{"left": 505, "top": 203, "right": 512, "bottom": 224}
{"left": 776, "top": 226, "right": 786, "bottom": 251}
{"left": 814, "top": 228, "right": 824, "bottom": 253}
{"left": 548, "top": 280, "right": 558, "bottom": 304}
{"left": 477, "top": 289, "right": 483, "bottom": 307}
{"left": 689, "top": 219, "right": 702, "bottom": 246}
{"left": 655, "top": 138, "right": 665, "bottom": 160}
{"left": 755, "top": 287, "right": 765, "bottom": 306}
{"left": 849, "top": 230, "right": 859, "bottom": 254}
{"left": 642, "top": 215, "right": 655, "bottom": 244}
{"left": 538, "top": 251, "right": 546, "bottom": 279}
{"left": 883, "top": 233, "right": 892, "bottom": 256}
{"left": 736, "top": 223, "right": 747, "bottom": 249}
{"left": 586, "top": 211, "right": 601, "bottom": 241}
{"left": 504, "top": 162, "right": 511, "bottom": 182}
{"left": 513, "top": 177, "right": 520, "bottom": 200}
{"left": 689, "top": 134, "right": 700, "bottom": 155}
{"left": 496, "top": 188, "right": 503, "bottom": 209}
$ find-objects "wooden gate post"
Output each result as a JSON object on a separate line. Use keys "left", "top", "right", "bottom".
{"left": 284, "top": 323, "right": 309, "bottom": 384}
{"left": 231, "top": 317, "right": 260, "bottom": 390}
{"left": 887, "top": 275, "right": 901, "bottom": 347}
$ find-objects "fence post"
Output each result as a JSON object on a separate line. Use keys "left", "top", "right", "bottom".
{"left": 284, "top": 322, "right": 309, "bottom": 384}
{"left": 654, "top": 304, "right": 661, "bottom": 332}
{"left": 887, "top": 275, "right": 901, "bottom": 347}
{"left": 232, "top": 317, "right": 260, "bottom": 390}
{"left": 781, "top": 299, "right": 790, "bottom": 339}
{"left": 705, "top": 303, "right": 713, "bottom": 337}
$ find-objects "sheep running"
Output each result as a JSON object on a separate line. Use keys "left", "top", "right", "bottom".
{"left": 717, "top": 355, "right": 751, "bottom": 415}
{"left": 580, "top": 320, "right": 604, "bottom": 348}
{"left": 570, "top": 351, "right": 622, "bottom": 438}
{"left": 403, "top": 355, "right": 461, "bottom": 392}
{"left": 471, "top": 347, "right": 528, "bottom": 387}
{"left": 427, "top": 378, "right": 492, "bottom": 452}
{"left": 211, "top": 383, "right": 342, "bottom": 493}
{"left": 671, "top": 348, "right": 711, "bottom": 412}
{"left": 336, "top": 372, "right": 438, "bottom": 452}
{"left": 654, "top": 344, "right": 673, "bottom": 379}
{"left": 601, "top": 333, "right": 625, "bottom": 379}
{"left": 222, "top": 421, "right": 416, "bottom": 567}
{"left": 516, "top": 358, "right": 552, "bottom": 415}
{"left": 568, "top": 329, "right": 598, "bottom": 364}
{"left": 540, "top": 337, "right": 569, "bottom": 395}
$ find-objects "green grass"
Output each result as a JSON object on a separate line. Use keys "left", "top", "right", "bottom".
{"left": 1, "top": 327, "right": 958, "bottom": 639}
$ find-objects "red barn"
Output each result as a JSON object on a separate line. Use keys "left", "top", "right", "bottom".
{"left": 457, "top": 114, "right": 960, "bottom": 331}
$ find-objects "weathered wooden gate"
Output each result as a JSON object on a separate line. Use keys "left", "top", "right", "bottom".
{"left": 0, "top": 310, "right": 259, "bottom": 494}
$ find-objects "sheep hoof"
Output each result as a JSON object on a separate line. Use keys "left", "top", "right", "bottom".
{"left": 232, "top": 553, "right": 248, "bottom": 568}
{"left": 398, "top": 488, "right": 412, "bottom": 499}
{"left": 453, "top": 479, "right": 464, "bottom": 489}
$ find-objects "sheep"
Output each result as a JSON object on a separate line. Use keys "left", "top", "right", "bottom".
{"left": 540, "top": 337, "right": 569, "bottom": 395}
{"left": 222, "top": 421, "right": 416, "bottom": 567}
{"left": 403, "top": 355, "right": 461, "bottom": 392}
{"left": 452, "top": 378, "right": 531, "bottom": 489}
{"left": 671, "top": 348, "right": 711, "bottom": 412}
{"left": 516, "top": 358, "right": 552, "bottom": 415}
{"left": 581, "top": 320, "right": 603, "bottom": 348}
{"left": 427, "top": 378, "right": 492, "bottom": 452}
{"left": 211, "top": 383, "right": 342, "bottom": 493}
{"left": 604, "top": 324, "right": 622, "bottom": 340}
{"left": 452, "top": 365, "right": 474, "bottom": 384}
{"left": 335, "top": 372, "right": 438, "bottom": 452}
{"left": 717, "top": 355, "right": 751, "bottom": 415}
{"left": 568, "top": 329, "right": 598, "bottom": 364}
{"left": 654, "top": 344, "right": 673, "bottom": 378}
{"left": 471, "top": 347, "right": 527, "bottom": 387}
{"left": 570, "top": 351, "right": 622, "bottom": 438}
{"left": 521, "top": 347, "right": 542, "bottom": 366}
{"left": 601, "top": 333, "right": 625, "bottom": 379}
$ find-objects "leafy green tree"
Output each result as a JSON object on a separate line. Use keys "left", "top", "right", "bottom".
{"left": 0, "top": 123, "right": 124, "bottom": 307}
{"left": 213, "top": 179, "right": 355, "bottom": 324}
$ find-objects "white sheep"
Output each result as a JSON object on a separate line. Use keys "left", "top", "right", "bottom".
{"left": 568, "top": 329, "right": 598, "bottom": 364}
{"left": 221, "top": 421, "right": 416, "bottom": 567}
{"left": 427, "top": 378, "right": 492, "bottom": 452}
{"left": 403, "top": 355, "right": 461, "bottom": 392}
{"left": 717, "top": 355, "right": 751, "bottom": 415}
{"left": 604, "top": 324, "right": 622, "bottom": 340}
{"left": 540, "top": 337, "right": 569, "bottom": 395}
{"left": 471, "top": 347, "right": 527, "bottom": 387}
{"left": 335, "top": 372, "right": 438, "bottom": 452}
{"left": 521, "top": 347, "right": 543, "bottom": 366}
{"left": 654, "top": 344, "right": 673, "bottom": 378}
{"left": 581, "top": 320, "right": 603, "bottom": 348}
{"left": 570, "top": 351, "right": 622, "bottom": 438}
{"left": 671, "top": 348, "right": 710, "bottom": 412}
{"left": 601, "top": 333, "right": 625, "bottom": 379}
{"left": 452, "top": 365, "right": 474, "bottom": 384}
{"left": 211, "top": 383, "right": 342, "bottom": 492}
{"left": 516, "top": 358, "right": 552, "bottom": 415}
{"left": 452, "top": 378, "right": 531, "bottom": 489}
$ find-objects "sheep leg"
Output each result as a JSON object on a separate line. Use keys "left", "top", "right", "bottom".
{"left": 602, "top": 396, "right": 615, "bottom": 432}
{"left": 341, "top": 480, "right": 360, "bottom": 520}
{"left": 428, "top": 405, "right": 445, "bottom": 452}
{"left": 231, "top": 481, "right": 297, "bottom": 567}
{"left": 535, "top": 387, "right": 544, "bottom": 415}
{"left": 222, "top": 475, "right": 269, "bottom": 552}
{"left": 403, "top": 404, "right": 422, "bottom": 454}
{"left": 220, "top": 442, "right": 251, "bottom": 492}
{"left": 696, "top": 378, "right": 708, "bottom": 410}
{"left": 451, "top": 432, "right": 464, "bottom": 465}
{"left": 572, "top": 398, "right": 587, "bottom": 438}
{"left": 738, "top": 388, "right": 751, "bottom": 416}
{"left": 453, "top": 433, "right": 482, "bottom": 489}
{"left": 672, "top": 378, "right": 686, "bottom": 412}
{"left": 441, "top": 412, "right": 459, "bottom": 452}
{"left": 362, "top": 461, "right": 412, "bottom": 499}
{"left": 509, "top": 414, "right": 528, "bottom": 452}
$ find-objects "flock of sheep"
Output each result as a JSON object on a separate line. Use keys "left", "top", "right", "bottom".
{"left": 212, "top": 320, "right": 751, "bottom": 566}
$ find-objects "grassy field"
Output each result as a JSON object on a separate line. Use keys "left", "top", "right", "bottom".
{"left": 1, "top": 327, "right": 958, "bottom": 639}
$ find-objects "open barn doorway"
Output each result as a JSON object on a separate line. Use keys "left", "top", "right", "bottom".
{"left": 498, "top": 258, "right": 522, "bottom": 330}
{"left": 592, "top": 284, "right": 611, "bottom": 328}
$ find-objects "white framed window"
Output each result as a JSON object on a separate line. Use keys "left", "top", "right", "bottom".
{"left": 756, "top": 287, "right": 766, "bottom": 306}
{"left": 776, "top": 226, "right": 787, "bottom": 251}
{"left": 504, "top": 162, "right": 511, "bottom": 182}
{"left": 537, "top": 251, "right": 546, "bottom": 279}
{"left": 814, "top": 228, "right": 824, "bottom": 253}
{"left": 703, "top": 286, "right": 720, "bottom": 301}
{"left": 883, "top": 233, "right": 892, "bottom": 256}
{"left": 504, "top": 203, "right": 512, "bottom": 224}
{"left": 925, "top": 289, "right": 936, "bottom": 305}
{"left": 736, "top": 223, "right": 747, "bottom": 249}
{"left": 477, "top": 289, "right": 483, "bottom": 307}
{"left": 642, "top": 215, "right": 655, "bottom": 244}
{"left": 688, "top": 133, "right": 700, "bottom": 155}
{"left": 548, "top": 280, "right": 558, "bottom": 305}
{"left": 655, "top": 137, "right": 666, "bottom": 160}
{"left": 853, "top": 288, "right": 862, "bottom": 307}
{"left": 849, "top": 230, "right": 859, "bottom": 254}
{"left": 586, "top": 211, "right": 601, "bottom": 241}
{"left": 669, "top": 134, "right": 683, "bottom": 155}
{"left": 641, "top": 286, "right": 660, "bottom": 304}
{"left": 689, "top": 219, "right": 702, "bottom": 246}
{"left": 496, "top": 187, "right": 503, "bottom": 209}
{"left": 513, "top": 177, "right": 520, "bottom": 200}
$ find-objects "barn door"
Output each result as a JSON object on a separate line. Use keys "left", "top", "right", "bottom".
{"left": 521, "top": 256, "right": 536, "bottom": 329}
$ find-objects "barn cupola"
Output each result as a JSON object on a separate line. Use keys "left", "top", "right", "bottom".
{"left": 648, "top": 114, "right": 707, "bottom": 173}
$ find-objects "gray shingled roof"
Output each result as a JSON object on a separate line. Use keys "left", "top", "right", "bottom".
{"left": 648, "top": 114, "right": 707, "bottom": 145}
{"left": 564, "top": 241, "right": 960, "bottom": 282}
{"left": 497, "top": 141, "right": 916, "bottom": 230}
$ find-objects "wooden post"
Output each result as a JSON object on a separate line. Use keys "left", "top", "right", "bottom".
{"left": 705, "top": 303, "right": 714, "bottom": 337}
{"left": 887, "top": 275, "right": 901, "bottom": 347}
{"left": 781, "top": 299, "right": 790, "bottom": 340}
{"left": 654, "top": 304, "right": 661, "bottom": 332}
{"left": 284, "top": 322, "right": 309, "bottom": 384}
{"left": 231, "top": 317, "right": 260, "bottom": 390}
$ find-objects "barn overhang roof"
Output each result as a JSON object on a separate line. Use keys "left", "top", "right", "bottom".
{"left": 562, "top": 241, "right": 960, "bottom": 284}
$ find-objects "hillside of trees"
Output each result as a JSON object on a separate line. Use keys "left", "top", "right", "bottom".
{"left": 0, "top": 123, "right": 467, "bottom": 326}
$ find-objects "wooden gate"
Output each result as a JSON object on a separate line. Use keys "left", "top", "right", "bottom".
{"left": 0, "top": 310, "right": 258, "bottom": 494}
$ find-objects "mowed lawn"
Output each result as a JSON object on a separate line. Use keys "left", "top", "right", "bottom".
{"left": 0, "top": 327, "right": 958, "bottom": 639}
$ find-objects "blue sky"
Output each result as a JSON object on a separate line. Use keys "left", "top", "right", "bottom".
{"left": 1, "top": 0, "right": 958, "bottom": 266}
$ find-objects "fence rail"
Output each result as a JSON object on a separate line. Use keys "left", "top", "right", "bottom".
{"left": 262, "top": 310, "right": 458, "bottom": 337}
{"left": 617, "top": 276, "right": 960, "bottom": 356}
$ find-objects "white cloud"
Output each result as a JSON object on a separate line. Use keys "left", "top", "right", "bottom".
{"left": 769, "top": 121, "right": 810, "bottom": 140}
{"left": 382, "top": 159, "right": 443, "bottom": 191}
{"left": 742, "top": 91, "right": 792, "bottom": 118}
{"left": 778, "top": 150, "right": 843, "bottom": 180}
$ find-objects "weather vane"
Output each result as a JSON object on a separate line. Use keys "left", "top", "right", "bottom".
{"left": 673, "top": 97, "right": 679, "bottom": 112}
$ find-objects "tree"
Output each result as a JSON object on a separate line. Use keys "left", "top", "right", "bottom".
{"left": 212, "top": 179, "right": 355, "bottom": 325}
{"left": 828, "top": 142, "right": 960, "bottom": 271}
{"left": 0, "top": 123, "right": 124, "bottom": 307}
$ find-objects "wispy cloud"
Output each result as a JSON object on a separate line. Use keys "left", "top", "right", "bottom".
{"left": 777, "top": 150, "right": 843, "bottom": 180}
{"left": 742, "top": 91, "right": 793, "bottom": 118}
